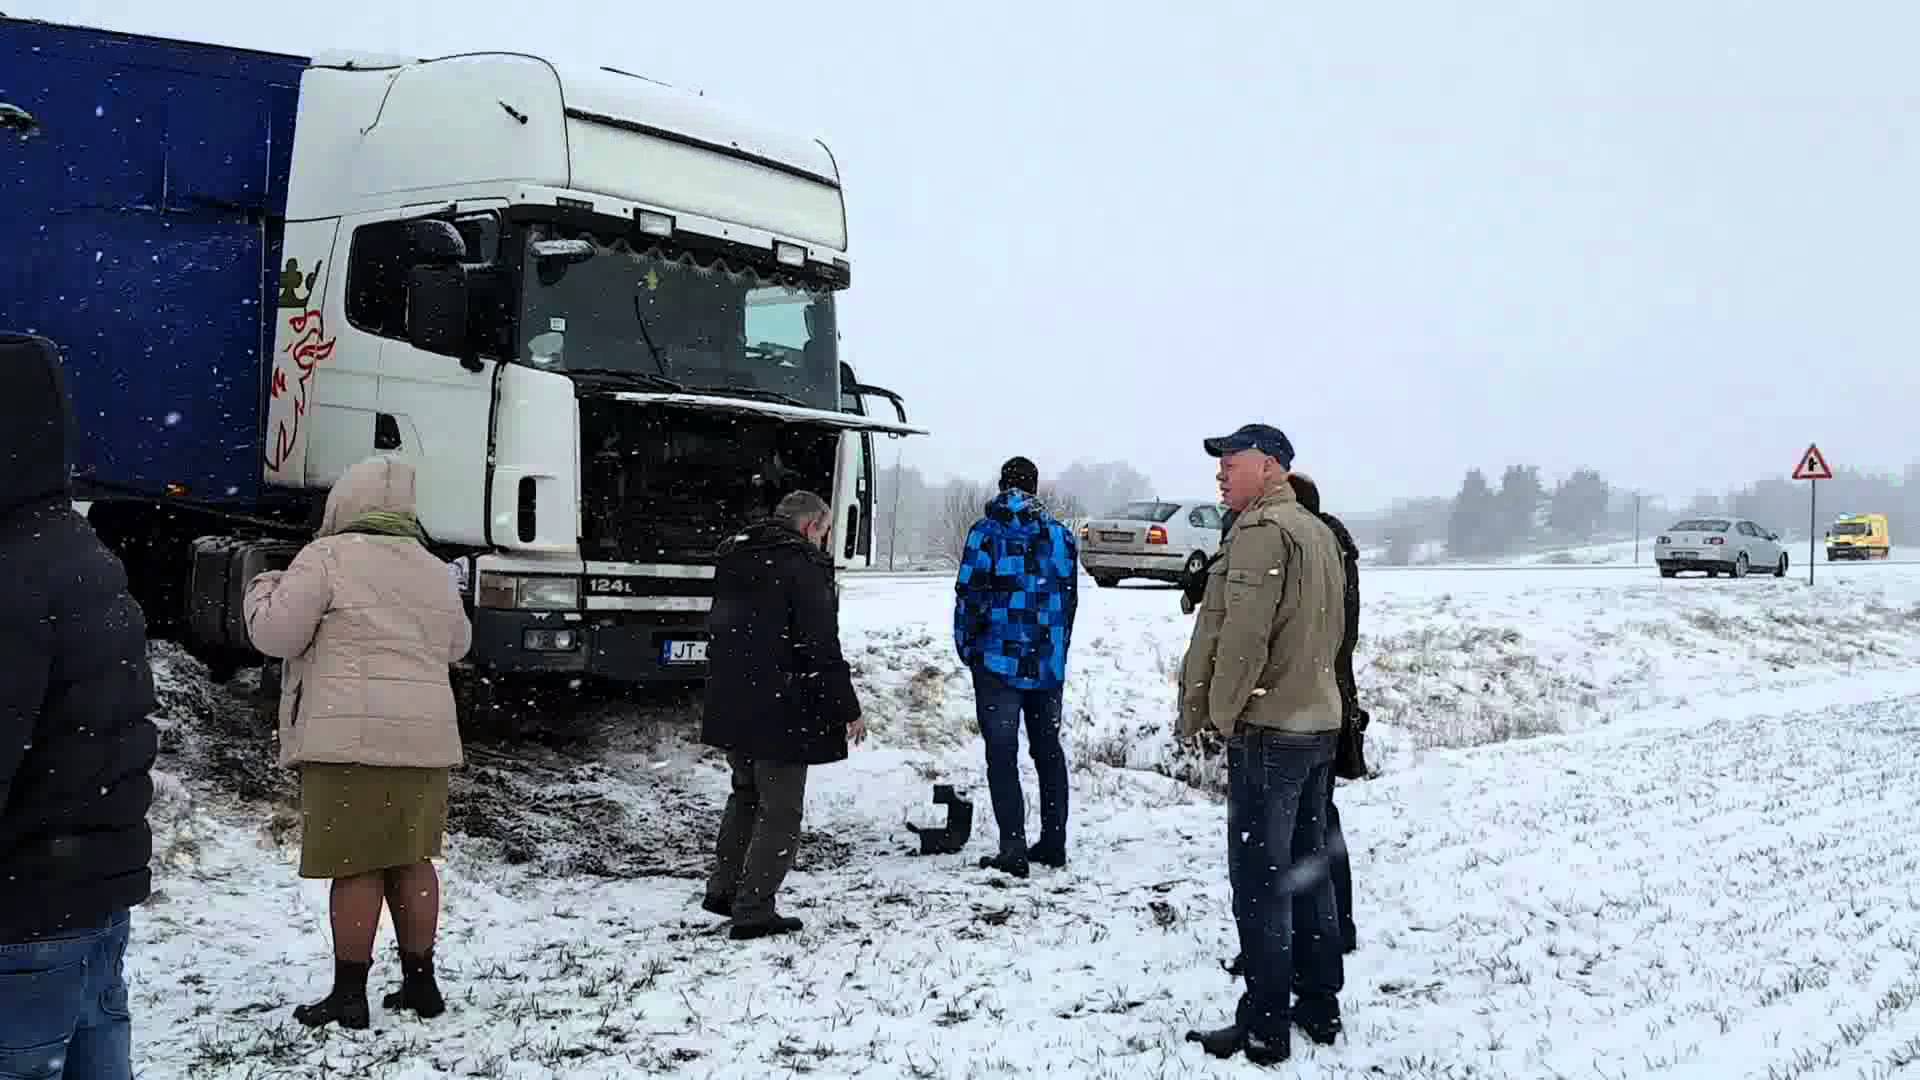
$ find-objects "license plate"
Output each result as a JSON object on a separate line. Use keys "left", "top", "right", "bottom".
{"left": 1100, "top": 531, "right": 1132, "bottom": 542}
{"left": 1671, "top": 551, "right": 1696, "bottom": 559}
{"left": 661, "top": 639, "right": 708, "bottom": 665}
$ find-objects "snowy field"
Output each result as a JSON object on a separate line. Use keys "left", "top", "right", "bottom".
{"left": 129, "top": 561, "right": 1920, "bottom": 1078}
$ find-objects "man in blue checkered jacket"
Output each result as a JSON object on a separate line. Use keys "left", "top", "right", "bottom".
{"left": 954, "top": 456, "right": 1079, "bottom": 879}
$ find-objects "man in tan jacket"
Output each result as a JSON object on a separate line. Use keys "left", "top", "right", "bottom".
{"left": 1177, "top": 424, "right": 1347, "bottom": 1066}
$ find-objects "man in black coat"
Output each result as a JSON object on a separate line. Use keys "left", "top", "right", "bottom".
{"left": 0, "top": 333, "right": 158, "bottom": 1077}
{"left": 699, "top": 490, "right": 864, "bottom": 941}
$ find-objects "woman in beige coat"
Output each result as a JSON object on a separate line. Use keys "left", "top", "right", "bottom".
{"left": 244, "top": 458, "right": 471, "bottom": 1030}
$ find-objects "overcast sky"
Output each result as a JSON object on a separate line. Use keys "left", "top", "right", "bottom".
{"left": 15, "top": 1, "right": 1919, "bottom": 511}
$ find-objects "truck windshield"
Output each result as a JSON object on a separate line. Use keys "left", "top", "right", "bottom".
{"left": 1832, "top": 522, "right": 1871, "bottom": 536}
{"left": 516, "top": 222, "right": 840, "bottom": 411}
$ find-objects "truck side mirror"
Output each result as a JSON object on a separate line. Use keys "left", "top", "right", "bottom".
{"left": 406, "top": 265, "right": 478, "bottom": 369}
{"left": 407, "top": 219, "right": 467, "bottom": 264}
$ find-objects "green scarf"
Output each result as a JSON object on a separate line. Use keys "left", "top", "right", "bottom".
{"left": 342, "top": 509, "right": 426, "bottom": 543}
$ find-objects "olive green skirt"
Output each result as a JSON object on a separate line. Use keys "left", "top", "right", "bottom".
{"left": 298, "top": 763, "right": 450, "bottom": 879}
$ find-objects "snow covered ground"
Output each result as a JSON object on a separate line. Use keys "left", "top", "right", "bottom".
{"left": 128, "top": 561, "right": 1920, "bottom": 1078}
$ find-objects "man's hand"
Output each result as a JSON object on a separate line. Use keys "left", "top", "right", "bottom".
{"left": 848, "top": 717, "right": 868, "bottom": 746}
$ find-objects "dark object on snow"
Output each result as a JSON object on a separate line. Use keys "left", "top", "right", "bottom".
{"left": 0, "top": 332, "right": 158, "bottom": 945}
{"left": 906, "top": 783, "right": 974, "bottom": 855}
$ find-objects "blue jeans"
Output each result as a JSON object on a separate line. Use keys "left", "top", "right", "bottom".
{"left": 0, "top": 909, "right": 133, "bottom": 1080}
{"left": 971, "top": 669, "right": 1068, "bottom": 857}
{"left": 1227, "top": 732, "right": 1343, "bottom": 1040}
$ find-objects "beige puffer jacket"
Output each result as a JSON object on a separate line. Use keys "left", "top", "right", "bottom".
{"left": 243, "top": 458, "right": 472, "bottom": 769}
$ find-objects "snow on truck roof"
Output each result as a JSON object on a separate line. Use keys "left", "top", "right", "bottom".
{"left": 306, "top": 50, "right": 840, "bottom": 189}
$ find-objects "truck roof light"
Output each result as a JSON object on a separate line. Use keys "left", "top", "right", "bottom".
{"left": 635, "top": 210, "right": 675, "bottom": 238}
{"left": 775, "top": 241, "right": 806, "bottom": 268}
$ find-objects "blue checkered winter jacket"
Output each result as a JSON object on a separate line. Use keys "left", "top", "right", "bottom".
{"left": 954, "top": 490, "right": 1079, "bottom": 690}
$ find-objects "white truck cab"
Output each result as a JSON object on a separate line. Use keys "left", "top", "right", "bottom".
{"left": 244, "top": 52, "right": 922, "bottom": 683}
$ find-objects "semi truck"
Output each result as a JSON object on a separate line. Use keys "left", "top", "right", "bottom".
{"left": 2, "top": 18, "right": 923, "bottom": 702}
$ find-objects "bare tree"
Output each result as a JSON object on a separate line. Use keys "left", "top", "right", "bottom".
{"left": 937, "top": 480, "right": 993, "bottom": 566}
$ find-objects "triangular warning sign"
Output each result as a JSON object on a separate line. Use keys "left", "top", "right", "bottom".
{"left": 1793, "top": 443, "right": 1833, "bottom": 481}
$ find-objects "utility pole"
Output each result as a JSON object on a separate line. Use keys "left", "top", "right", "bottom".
{"left": 886, "top": 447, "right": 904, "bottom": 572}
{"left": 1633, "top": 491, "right": 1642, "bottom": 564}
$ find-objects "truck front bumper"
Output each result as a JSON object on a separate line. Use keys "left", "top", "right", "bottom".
{"left": 466, "top": 608, "right": 711, "bottom": 682}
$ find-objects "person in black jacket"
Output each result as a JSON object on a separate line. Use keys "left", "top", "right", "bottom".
{"left": 1287, "top": 472, "right": 1366, "bottom": 954}
{"left": 0, "top": 333, "right": 158, "bottom": 1079}
{"left": 699, "top": 491, "right": 865, "bottom": 940}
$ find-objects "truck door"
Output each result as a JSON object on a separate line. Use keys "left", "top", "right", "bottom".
{"left": 346, "top": 207, "right": 504, "bottom": 546}
{"left": 835, "top": 361, "right": 877, "bottom": 570}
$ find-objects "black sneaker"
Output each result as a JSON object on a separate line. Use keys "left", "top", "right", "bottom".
{"left": 729, "top": 915, "right": 803, "bottom": 941}
{"left": 1184, "top": 1024, "right": 1245, "bottom": 1059}
{"left": 1293, "top": 995, "right": 1342, "bottom": 1046}
{"left": 1244, "top": 1031, "right": 1291, "bottom": 1066}
{"left": 978, "top": 853, "right": 1030, "bottom": 879}
{"left": 1025, "top": 842, "right": 1067, "bottom": 869}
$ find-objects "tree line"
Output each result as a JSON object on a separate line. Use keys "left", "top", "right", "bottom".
{"left": 871, "top": 459, "right": 1156, "bottom": 569}
{"left": 1353, "top": 460, "right": 1920, "bottom": 564}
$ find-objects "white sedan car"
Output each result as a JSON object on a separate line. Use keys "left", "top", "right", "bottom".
{"left": 1655, "top": 517, "right": 1788, "bottom": 579}
{"left": 1079, "top": 499, "right": 1226, "bottom": 588}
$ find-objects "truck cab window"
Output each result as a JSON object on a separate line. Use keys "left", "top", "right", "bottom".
{"left": 347, "top": 213, "right": 510, "bottom": 356}
{"left": 346, "top": 221, "right": 412, "bottom": 338}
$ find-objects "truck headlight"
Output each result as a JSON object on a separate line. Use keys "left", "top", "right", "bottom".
{"left": 477, "top": 573, "right": 580, "bottom": 611}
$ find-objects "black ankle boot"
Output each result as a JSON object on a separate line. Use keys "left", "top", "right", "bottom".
{"left": 381, "top": 946, "right": 446, "bottom": 1019}
{"left": 293, "top": 958, "right": 371, "bottom": 1030}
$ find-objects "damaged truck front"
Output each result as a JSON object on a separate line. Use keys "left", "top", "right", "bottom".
{"left": 1, "top": 19, "right": 921, "bottom": 707}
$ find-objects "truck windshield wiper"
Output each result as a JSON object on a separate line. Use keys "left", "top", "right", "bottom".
{"left": 562, "top": 367, "right": 689, "bottom": 393}
{"left": 632, "top": 296, "right": 671, "bottom": 378}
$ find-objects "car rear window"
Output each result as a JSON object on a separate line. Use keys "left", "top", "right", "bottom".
{"left": 1670, "top": 519, "right": 1730, "bottom": 533}
{"left": 1106, "top": 501, "right": 1180, "bottom": 523}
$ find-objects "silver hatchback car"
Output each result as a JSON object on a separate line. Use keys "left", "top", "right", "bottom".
{"left": 1079, "top": 499, "right": 1226, "bottom": 588}
{"left": 1655, "top": 516, "right": 1789, "bottom": 578}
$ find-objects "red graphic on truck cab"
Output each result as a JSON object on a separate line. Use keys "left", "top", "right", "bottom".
{"left": 264, "top": 309, "right": 336, "bottom": 472}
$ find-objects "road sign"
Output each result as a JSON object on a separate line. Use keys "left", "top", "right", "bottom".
{"left": 1793, "top": 443, "right": 1834, "bottom": 481}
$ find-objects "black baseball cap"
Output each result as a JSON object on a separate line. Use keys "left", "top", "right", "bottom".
{"left": 1203, "top": 424, "right": 1294, "bottom": 469}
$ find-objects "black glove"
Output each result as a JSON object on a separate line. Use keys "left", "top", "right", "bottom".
{"left": 1335, "top": 706, "right": 1370, "bottom": 780}
{"left": 1181, "top": 554, "right": 1215, "bottom": 611}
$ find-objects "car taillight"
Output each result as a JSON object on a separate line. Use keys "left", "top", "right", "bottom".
{"left": 1657, "top": 536, "right": 1670, "bottom": 545}
{"left": 1079, "top": 524, "right": 1089, "bottom": 543}
{"left": 1706, "top": 537, "right": 1725, "bottom": 545}
{"left": 1147, "top": 525, "right": 1169, "bottom": 545}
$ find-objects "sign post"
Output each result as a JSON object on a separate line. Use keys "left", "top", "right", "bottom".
{"left": 1792, "top": 443, "right": 1834, "bottom": 585}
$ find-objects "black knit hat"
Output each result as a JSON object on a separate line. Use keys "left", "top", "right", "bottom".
{"left": 998, "top": 455, "right": 1039, "bottom": 494}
